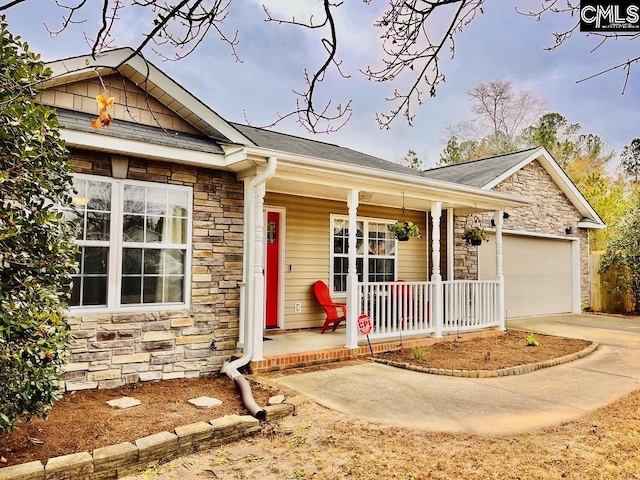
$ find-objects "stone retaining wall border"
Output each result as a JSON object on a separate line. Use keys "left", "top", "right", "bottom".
{"left": 0, "top": 404, "right": 293, "bottom": 480}
{"left": 371, "top": 342, "right": 599, "bottom": 377}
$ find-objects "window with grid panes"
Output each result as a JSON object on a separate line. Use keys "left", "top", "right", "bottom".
{"left": 330, "top": 216, "right": 396, "bottom": 294}
{"left": 66, "top": 175, "right": 191, "bottom": 311}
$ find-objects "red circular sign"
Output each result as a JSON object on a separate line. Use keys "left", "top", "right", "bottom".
{"left": 357, "top": 314, "right": 372, "bottom": 335}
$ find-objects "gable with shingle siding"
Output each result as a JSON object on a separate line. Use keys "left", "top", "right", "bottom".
{"left": 37, "top": 75, "right": 200, "bottom": 135}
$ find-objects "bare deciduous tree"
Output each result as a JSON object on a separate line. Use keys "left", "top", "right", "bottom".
{"left": 442, "top": 80, "right": 546, "bottom": 160}
{"left": 0, "top": 0, "right": 635, "bottom": 133}
{"left": 464, "top": 80, "right": 546, "bottom": 140}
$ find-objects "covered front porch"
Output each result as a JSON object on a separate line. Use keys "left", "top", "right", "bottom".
{"left": 251, "top": 326, "right": 504, "bottom": 373}
{"left": 250, "top": 275, "right": 504, "bottom": 373}
{"left": 235, "top": 151, "right": 532, "bottom": 371}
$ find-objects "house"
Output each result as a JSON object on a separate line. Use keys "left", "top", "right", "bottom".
{"left": 423, "top": 149, "right": 605, "bottom": 318}
{"left": 38, "top": 48, "right": 604, "bottom": 389}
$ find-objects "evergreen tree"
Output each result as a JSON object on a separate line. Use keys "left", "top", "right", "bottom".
{"left": 0, "top": 16, "right": 77, "bottom": 433}
{"left": 621, "top": 138, "right": 640, "bottom": 183}
{"left": 599, "top": 194, "right": 640, "bottom": 313}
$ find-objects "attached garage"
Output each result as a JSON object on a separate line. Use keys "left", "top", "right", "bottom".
{"left": 479, "top": 233, "right": 577, "bottom": 318}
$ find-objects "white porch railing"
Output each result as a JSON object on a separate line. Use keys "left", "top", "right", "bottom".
{"left": 357, "top": 280, "right": 499, "bottom": 341}
{"left": 358, "top": 281, "right": 435, "bottom": 341}
{"left": 442, "top": 280, "right": 499, "bottom": 332}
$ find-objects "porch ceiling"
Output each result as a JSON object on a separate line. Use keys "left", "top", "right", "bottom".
{"left": 266, "top": 160, "right": 532, "bottom": 214}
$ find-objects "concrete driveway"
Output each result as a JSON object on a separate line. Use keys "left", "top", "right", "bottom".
{"left": 267, "top": 314, "right": 640, "bottom": 434}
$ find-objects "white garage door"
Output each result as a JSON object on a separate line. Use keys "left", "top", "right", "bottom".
{"left": 479, "top": 234, "right": 573, "bottom": 318}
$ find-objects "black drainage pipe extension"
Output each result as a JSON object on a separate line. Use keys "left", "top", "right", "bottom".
{"left": 234, "top": 375, "right": 266, "bottom": 421}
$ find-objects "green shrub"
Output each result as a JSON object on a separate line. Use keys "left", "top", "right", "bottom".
{"left": 599, "top": 194, "right": 640, "bottom": 313}
{"left": 525, "top": 332, "right": 539, "bottom": 347}
{"left": 411, "top": 346, "right": 425, "bottom": 361}
{"left": 0, "top": 16, "right": 77, "bottom": 433}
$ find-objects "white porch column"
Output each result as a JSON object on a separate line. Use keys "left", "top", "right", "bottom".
{"left": 446, "top": 207, "right": 454, "bottom": 281}
{"left": 251, "top": 183, "right": 267, "bottom": 360}
{"left": 431, "top": 202, "right": 443, "bottom": 338}
{"left": 494, "top": 210, "right": 506, "bottom": 331}
{"left": 571, "top": 239, "right": 581, "bottom": 313}
{"left": 345, "top": 189, "right": 360, "bottom": 349}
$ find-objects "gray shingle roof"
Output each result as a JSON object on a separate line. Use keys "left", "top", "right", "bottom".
{"left": 55, "top": 107, "right": 542, "bottom": 190}
{"left": 231, "top": 123, "right": 424, "bottom": 177}
{"left": 55, "top": 108, "right": 224, "bottom": 155}
{"left": 422, "top": 148, "right": 540, "bottom": 188}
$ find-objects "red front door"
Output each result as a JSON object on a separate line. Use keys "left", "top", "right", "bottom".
{"left": 265, "top": 211, "right": 280, "bottom": 328}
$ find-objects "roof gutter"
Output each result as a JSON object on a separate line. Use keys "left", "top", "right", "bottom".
{"left": 243, "top": 146, "right": 532, "bottom": 209}
{"left": 59, "top": 129, "right": 228, "bottom": 167}
{"left": 578, "top": 219, "right": 606, "bottom": 230}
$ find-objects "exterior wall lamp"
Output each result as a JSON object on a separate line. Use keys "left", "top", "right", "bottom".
{"left": 490, "top": 212, "right": 510, "bottom": 227}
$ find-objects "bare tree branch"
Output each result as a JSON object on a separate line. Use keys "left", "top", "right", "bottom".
{"left": 362, "top": 0, "right": 485, "bottom": 129}
{"left": 4, "top": 0, "right": 638, "bottom": 135}
{"left": 0, "top": 0, "right": 28, "bottom": 11}
{"left": 40, "top": 1, "right": 240, "bottom": 64}
{"left": 258, "top": 0, "right": 352, "bottom": 133}
{"left": 518, "top": 0, "right": 640, "bottom": 94}
{"left": 44, "top": 0, "right": 89, "bottom": 37}
{"left": 32, "top": 0, "right": 490, "bottom": 132}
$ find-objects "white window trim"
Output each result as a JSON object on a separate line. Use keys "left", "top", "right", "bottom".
{"left": 71, "top": 173, "right": 193, "bottom": 314}
{"left": 329, "top": 214, "right": 398, "bottom": 297}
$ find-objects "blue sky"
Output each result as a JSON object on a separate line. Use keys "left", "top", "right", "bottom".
{"left": 5, "top": 0, "right": 639, "bottom": 168}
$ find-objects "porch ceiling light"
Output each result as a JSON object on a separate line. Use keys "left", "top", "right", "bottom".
{"left": 359, "top": 192, "right": 373, "bottom": 202}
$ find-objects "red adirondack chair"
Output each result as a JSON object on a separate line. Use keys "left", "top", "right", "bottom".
{"left": 313, "top": 280, "right": 347, "bottom": 334}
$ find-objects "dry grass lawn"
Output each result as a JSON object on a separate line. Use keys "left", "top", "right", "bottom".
{"left": 4, "top": 331, "right": 636, "bottom": 479}
{"left": 121, "top": 389, "right": 640, "bottom": 479}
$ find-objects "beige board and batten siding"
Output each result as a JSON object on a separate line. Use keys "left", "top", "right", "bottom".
{"left": 265, "top": 193, "right": 427, "bottom": 330}
{"left": 479, "top": 233, "right": 573, "bottom": 317}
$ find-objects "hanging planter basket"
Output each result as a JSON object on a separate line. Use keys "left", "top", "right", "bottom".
{"left": 462, "top": 216, "right": 488, "bottom": 247}
{"left": 388, "top": 195, "right": 422, "bottom": 241}
{"left": 388, "top": 221, "right": 419, "bottom": 241}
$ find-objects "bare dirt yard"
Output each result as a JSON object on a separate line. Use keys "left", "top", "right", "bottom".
{"left": 3, "top": 330, "right": 621, "bottom": 480}
{"left": 0, "top": 377, "right": 279, "bottom": 467}
{"left": 377, "top": 330, "right": 593, "bottom": 370}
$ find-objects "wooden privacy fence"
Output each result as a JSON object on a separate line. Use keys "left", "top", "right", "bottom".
{"left": 590, "top": 251, "right": 634, "bottom": 313}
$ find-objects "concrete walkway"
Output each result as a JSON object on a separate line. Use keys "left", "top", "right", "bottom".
{"left": 268, "top": 314, "right": 640, "bottom": 434}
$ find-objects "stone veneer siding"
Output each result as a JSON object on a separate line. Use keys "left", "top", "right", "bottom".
{"left": 62, "top": 149, "right": 243, "bottom": 391}
{"left": 454, "top": 160, "right": 590, "bottom": 308}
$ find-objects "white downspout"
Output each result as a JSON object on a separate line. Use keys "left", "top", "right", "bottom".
{"left": 224, "top": 156, "right": 277, "bottom": 379}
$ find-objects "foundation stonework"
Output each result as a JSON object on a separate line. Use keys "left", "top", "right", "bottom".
{"left": 63, "top": 150, "right": 243, "bottom": 391}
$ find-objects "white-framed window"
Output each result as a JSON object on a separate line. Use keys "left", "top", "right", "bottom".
{"left": 66, "top": 174, "right": 192, "bottom": 312}
{"left": 330, "top": 215, "right": 397, "bottom": 295}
